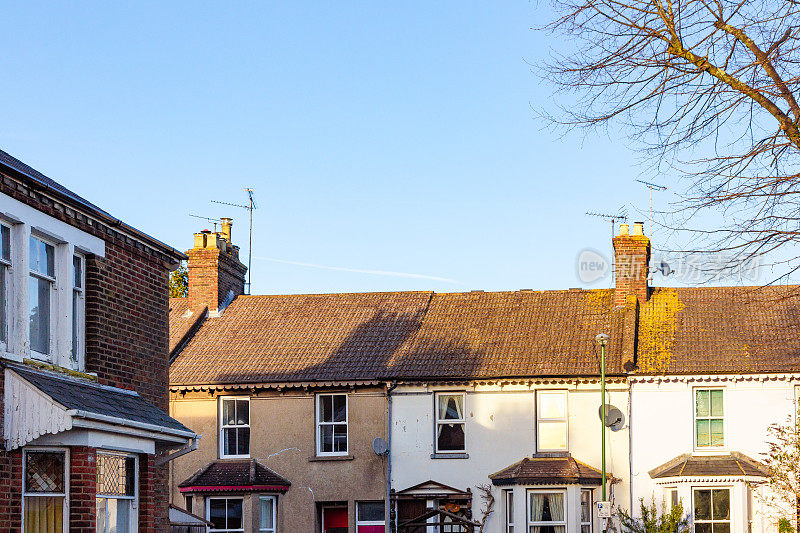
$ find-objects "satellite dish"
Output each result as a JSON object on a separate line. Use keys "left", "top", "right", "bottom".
{"left": 598, "top": 404, "right": 626, "bottom": 431}
{"left": 659, "top": 261, "right": 674, "bottom": 276}
{"left": 372, "top": 437, "right": 389, "bottom": 456}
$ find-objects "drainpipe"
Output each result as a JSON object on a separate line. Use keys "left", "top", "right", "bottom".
{"left": 628, "top": 379, "right": 634, "bottom": 518}
{"left": 386, "top": 381, "right": 398, "bottom": 533}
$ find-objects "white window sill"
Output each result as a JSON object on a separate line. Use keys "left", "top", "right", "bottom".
{"left": 431, "top": 453, "right": 469, "bottom": 459}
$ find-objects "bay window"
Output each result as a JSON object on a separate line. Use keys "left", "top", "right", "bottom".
{"left": 95, "top": 452, "right": 137, "bottom": 533}
{"left": 219, "top": 397, "right": 250, "bottom": 458}
{"left": 208, "top": 497, "right": 244, "bottom": 533}
{"left": 435, "top": 392, "right": 465, "bottom": 453}
{"left": 527, "top": 490, "right": 566, "bottom": 533}
{"left": 23, "top": 448, "right": 68, "bottom": 533}
{"left": 29, "top": 235, "right": 54, "bottom": 358}
{"left": 537, "top": 390, "right": 568, "bottom": 452}
{"left": 316, "top": 393, "right": 348, "bottom": 455}
{"left": 259, "top": 496, "right": 277, "bottom": 533}
{"left": 693, "top": 488, "right": 730, "bottom": 533}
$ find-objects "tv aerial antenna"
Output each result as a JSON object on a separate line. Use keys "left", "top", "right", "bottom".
{"left": 212, "top": 188, "right": 257, "bottom": 294}
{"left": 635, "top": 179, "right": 667, "bottom": 235}
{"left": 585, "top": 206, "right": 628, "bottom": 240}
{"left": 189, "top": 214, "right": 223, "bottom": 233}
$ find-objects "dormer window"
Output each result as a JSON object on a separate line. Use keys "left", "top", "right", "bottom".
{"left": 29, "top": 235, "right": 55, "bottom": 359}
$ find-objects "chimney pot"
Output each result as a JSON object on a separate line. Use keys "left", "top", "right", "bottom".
{"left": 632, "top": 222, "right": 644, "bottom": 236}
{"left": 619, "top": 224, "right": 630, "bottom": 236}
{"left": 220, "top": 217, "right": 233, "bottom": 243}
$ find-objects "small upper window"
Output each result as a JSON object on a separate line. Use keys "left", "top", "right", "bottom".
{"left": 695, "top": 389, "right": 724, "bottom": 448}
{"left": 537, "top": 390, "right": 568, "bottom": 452}
{"left": 317, "top": 393, "right": 348, "bottom": 455}
{"left": 220, "top": 397, "right": 250, "bottom": 458}
{"left": 71, "top": 254, "right": 85, "bottom": 367}
{"left": 435, "top": 392, "right": 466, "bottom": 453}
{"left": 0, "top": 224, "right": 11, "bottom": 347}
{"left": 29, "top": 235, "right": 55, "bottom": 358}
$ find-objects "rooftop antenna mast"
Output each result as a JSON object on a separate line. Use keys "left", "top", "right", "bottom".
{"left": 586, "top": 206, "right": 629, "bottom": 241}
{"left": 635, "top": 179, "right": 667, "bottom": 235}
{"left": 189, "top": 214, "right": 223, "bottom": 233}
{"left": 212, "top": 188, "right": 257, "bottom": 294}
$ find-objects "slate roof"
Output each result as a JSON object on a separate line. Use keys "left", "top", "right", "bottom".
{"left": 8, "top": 363, "right": 192, "bottom": 434}
{"left": 649, "top": 452, "right": 769, "bottom": 478}
{"left": 179, "top": 459, "right": 290, "bottom": 492}
{"left": 636, "top": 286, "right": 800, "bottom": 374}
{"left": 490, "top": 456, "right": 604, "bottom": 486}
{"left": 169, "top": 289, "right": 625, "bottom": 385}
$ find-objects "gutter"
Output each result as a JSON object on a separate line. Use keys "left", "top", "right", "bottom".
{"left": 68, "top": 409, "right": 197, "bottom": 439}
{"left": 1, "top": 162, "right": 187, "bottom": 263}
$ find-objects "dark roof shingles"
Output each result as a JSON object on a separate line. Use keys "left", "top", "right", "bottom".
{"left": 490, "top": 456, "right": 603, "bottom": 486}
{"left": 179, "top": 460, "right": 290, "bottom": 490}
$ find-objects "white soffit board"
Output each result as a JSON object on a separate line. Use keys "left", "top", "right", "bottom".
{"left": 0, "top": 193, "right": 105, "bottom": 256}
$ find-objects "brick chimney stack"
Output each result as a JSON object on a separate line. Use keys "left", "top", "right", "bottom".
{"left": 612, "top": 221, "right": 650, "bottom": 308}
{"left": 187, "top": 219, "right": 247, "bottom": 312}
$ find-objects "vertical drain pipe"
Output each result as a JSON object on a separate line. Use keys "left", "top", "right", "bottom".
{"left": 386, "top": 381, "right": 398, "bottom": 533}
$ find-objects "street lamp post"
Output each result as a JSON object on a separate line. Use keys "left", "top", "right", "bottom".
{"left": 595, "top": 333, "right": 610, "bottom": 533}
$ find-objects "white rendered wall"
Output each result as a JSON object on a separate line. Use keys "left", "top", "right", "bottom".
{"left": 390, "top": 382, "right": 630, "bottom": 533}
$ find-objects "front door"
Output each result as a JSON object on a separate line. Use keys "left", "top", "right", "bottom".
{"left": 323, "top": 506, "right": 348, "bottom": 533}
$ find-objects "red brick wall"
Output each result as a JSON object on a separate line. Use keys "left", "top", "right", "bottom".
{"left": 613, "top": 234, "right": 651, "bottom": 307}
{"left": 69, "top": 447, "right": 97, "bottom": 533}
{"left": 187, "top": 244, "right": 246, "bottom": 311}
{"left": 0, "top": 449, "right": 22, "bottom": 532}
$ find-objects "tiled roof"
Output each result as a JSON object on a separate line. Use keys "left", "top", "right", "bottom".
{"left": 636, "top": 286, "right": 800, "bottom": 374}
{"left": 8, "top": 363, "right": 192, "bottom": 434}
{"left": 649, "top": 452, "right": 768, "bottom": 478}
{"left": 169, "top": 298, "right": 207, "bottom": 356}
{"left": 490, "top": 456, "right": 604, "bottom": 486}
{"left": 179, "top": 459, "right": 290, "bottom": 492}
{"left": 169, "top": 289, "right": 625, "bottom": 385}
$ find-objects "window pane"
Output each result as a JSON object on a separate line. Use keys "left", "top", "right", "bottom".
{"left": 333, "top": 424, "right": 348, "bottom": 452}
{"left": 547, "top": 493, "right": 565, "bottom": 521}
{"left": 223, "top": 427, "right": 237, "bottom": 456}
{"left": 96, "top": 498, "right": 107, "bottom": 533}
{"left": 29, "top": 236, "right": 37, "bottom": 270}
{"left": 357, "top": 501, "right": 384, "bottom": 522}
{"left": 580, "top": 491, "right": 591, "bottom": 523}
{"left": 538, "top": 421, "right": 568, "bottom": 451}
{"left": 694, "top": 490, "right": 711, "bottom": 520}
{"left": 0, "top": 225, "right": 9, "bottom": 262}
{"left": 105, "top": 497, "right": 131, "bottom": 533}
{"left": 321, "top": 395, "right": 333, "bottom": 423}
{"left": 695, "top": 524, "right": 712, "bottom": 533}
{"left": 236, "top": 399, "right": 249, "bottom": 425}
{"left": 237, "top": 427, "right": 250, "bottom": 456}
{"left": 710, "top": 419, "right": 724, "bottom": 447}
{"left": 25, "top": 451, "right": 65, "bottom": 493}
{"left": 223, "top": 399, "right": 236, "bottom": 425}
{"left": 710, "top": 390, "right": 724, "bottom": 417}
{"left": 25, "top": 496, "right": 64, "bottom": 533}
{"left": 72, "top": 292, "right": 80, "bottom": 363}
{"left": 333, "top": 395, "right": 347, "bottom": 422}
{"left": 712, "top": 489, "right": 730, "bottom": 520}
{"left": 437, "top": 422, "right": 465, "bottom": 451}
{"left": 73, "top": 256, "right": 82, "bottom": 288}
{"left": 209, "top": 500, "right": 227, "bottom": 529}
{"left": 696, "top": 390, "right": 710, "bottom": 417}
{"left": 260, "top": 498, "right": 275, "bottom": 529}
{"left": 439, "top": 394, "right": 464, "bottom": 420}
{"left": 227, "top": 499, "right": 243, "bottom": 529}
{"left": 320, "top": 425, "right": 333, "bottom": 453}
{"left": 41, "top": 240, "right": 54, "bottom": 277}
{"left": 96, "top": 454, "right": 136, "bottom": 496}
{"left": 29, "top": 276, "right": 51, "bottom": 354}
{"left": 539, "top": 392, "right": 566, "bottom": 419}
{"left": 0, "top": 266, "right": 7, "bottom": 344}
{"left": 696, "top": 420, "right": 710, "bottom": 447}
{"left": 714, "top": 524, "right": 731, "bottom": 533}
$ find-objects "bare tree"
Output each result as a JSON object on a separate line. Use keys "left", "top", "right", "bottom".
{"left": 764, "top": 413, "right": 800, "bottom": 529}
{"left": 542, "top": 0, "right": 800, "bottom": 278}
{"left": 476, "top": 484, "right": 495, "bottom": 533}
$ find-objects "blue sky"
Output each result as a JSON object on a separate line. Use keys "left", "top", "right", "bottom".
{"left": 1, "top": 2, "right": 773, "bottom": 294}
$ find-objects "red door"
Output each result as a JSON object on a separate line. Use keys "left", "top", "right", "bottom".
{"left": 323, "top": 506, "right": 348, "bottom": 533}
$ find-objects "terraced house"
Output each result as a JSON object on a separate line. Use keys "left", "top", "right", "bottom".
{"left": 169, "top": 220, "right": 800, "bottom": 533}
{"left": 0, "top": 150, "right": 198, "bottom": 533}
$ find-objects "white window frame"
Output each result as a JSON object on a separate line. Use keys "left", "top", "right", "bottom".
{"left": 259, "top": 495, "right": 277, "bottom": 533}
{"left": 0, "top": 222, "right": 11, "bottom": 351}
{"left": 693, "top": 388, "right": 726, "bottom": 451}
{"left": 71, "top": 253, "right": 85, "bottom": 369}
{"left": 665, "top": 487, "right": 679, "bottom": 510}
{"left": 527, "top": 489, "right": 568, "bottom": 533}
{"left": 206, "top": 497, "right": 245, "bottom": 533}
{"left": 504, "top": 489, "right": 515, "bottom": 533}
{"left": 692, "top": 486, "right": 732, "bottom": 533}
{"left": 316, "top": 393, "right": 349, "bottom": 456}
{"left": 95, "top": 451, "right": 139, "bottom": 533}
{"left": 219, "top": 396, "right": 251, "bottom": 459}
{"left": 21, "top": 446, "right": 70, "bottom": 533}
{"left": 581, "top": 489, "right": 593, "bottom": 533}
{"left": 28, "top": 234, "right": 56, "bottom": 361}
{"left": 536, "top": 390, "right": 569, "bottom": 452}
{"left": 356, "top": 501, "right": 386, "bottom": 531}
{"left": 434, "top": 391, "right": 466, "bottom": 454}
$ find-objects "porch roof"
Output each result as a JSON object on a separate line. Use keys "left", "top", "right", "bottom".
{"left": 490, "top": 455, "right": 605, "bottom": 486}
{"left": 649, "top": 452, "right": 768, "bottom": 479}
